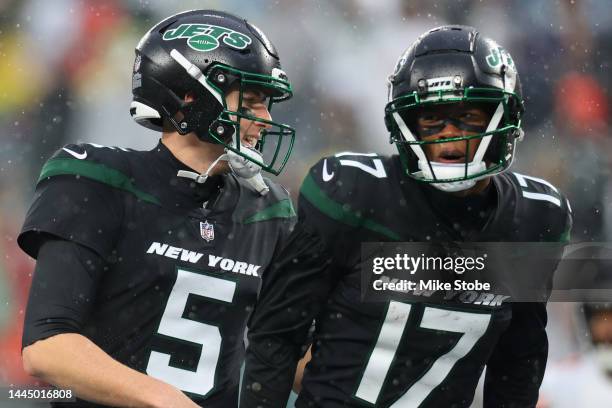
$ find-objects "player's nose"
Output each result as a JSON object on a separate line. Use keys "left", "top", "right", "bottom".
{"left": 254, "top": 105, "right": 272, "bottom": 126}
{"left": 434, "top": 122, "right": 463, "bottom": 139}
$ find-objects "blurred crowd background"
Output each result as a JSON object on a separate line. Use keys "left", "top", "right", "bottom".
{"left": 0, "top": 0, "right": 610, "bottom": 406}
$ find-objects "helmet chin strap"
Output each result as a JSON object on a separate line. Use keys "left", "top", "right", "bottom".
{"left": 177, "top": 153, "right": 227, "bottom": 184}
{"left": 176, "top": 141, "right": 270, "bottom": 196}
{"left": 225, "top": 142, "right": 270, "bottom": 195}
{"left": 417, "top": 161, "right": 487, "bottom": 192}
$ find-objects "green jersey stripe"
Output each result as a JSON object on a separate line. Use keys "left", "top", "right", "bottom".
{"left": 300, "top": 174, "right": 401, "bottom": 241}
{"left": 38, "top": 158, "right": 161, "bottom": 205}
{"left": 243, "top": 199, "right": 296, "bottom": 224}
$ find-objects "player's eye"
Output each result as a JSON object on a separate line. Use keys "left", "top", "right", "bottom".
{"left": 457, "top": 112, "right": 486, "bottom": 126}
{"left": 415, "top": 115, "right": 445, "bottom": 137}
{"left": 242, "top": 90, "right": 269, "bottom": 105}
{"left": 418, "top": 114, "right": 443, "bottom": 127}
{"left": 238, "top": 107, "right": 255, "bottom": 117}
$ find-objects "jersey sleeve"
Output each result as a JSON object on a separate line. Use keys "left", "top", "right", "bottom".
{"left": 511, "top": 172, "right": 573, "bottom": 243}
{"left": 295, "top": 155, "right": 361, "bottom": 259}
{"left": 483, "top": 302, "right": 548, "bottom": 407}
{"left": 560, "top": 196, "right": 573, "bottom": 243}
{"left": 18, "top": 144, "right": 125, "bottom": 259}
{"left": 22, "top": 239, "right": 106, "bottom": 347}
{"left": 297, "top": 153, "right": 395, "bottom": 239}
{"left": 550, "top": 188, "right": 572, "bottom": 244}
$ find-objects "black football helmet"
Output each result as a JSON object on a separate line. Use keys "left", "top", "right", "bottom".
{"left": 130, "top": 10, "right": 294, "bottom": 175}
{"left": 385, "top": 25, "right": 524, "bottom": 192}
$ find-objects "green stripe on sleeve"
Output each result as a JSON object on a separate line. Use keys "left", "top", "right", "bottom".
{"left": 299, "top": 174, "right": 401, "bottom": 241}
{"left": 38, "top": 158, "right": 160, "bottom": 205}
{"left": 558, "top": 225, "right": 571, "bottom": 243}
{"left": 244, "top": 198, "right": 296, "bottom": 224}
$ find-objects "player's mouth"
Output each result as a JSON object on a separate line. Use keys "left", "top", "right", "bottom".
{"left": 435, "top": 148, "right": 467, "bottom": 163}
{"left": 242, "top": 136, "right": 258, "bottom": 148}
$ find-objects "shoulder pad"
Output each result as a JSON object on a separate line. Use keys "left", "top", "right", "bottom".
{"left": 301, "top": 152, "right": 391, "bottom": 203}
{"left": 236, "top": 177, "right": 296, "bottom": 224}
{"left": 38, "top": 143, "right": 159, "bottom": 205}
{"left": 332, "top": 152, "right": 389, "bottom": 178}
{"left": 263, "top": 177, "right": 292, "bottom": 202}
{"left": 510, "top": 172, "right": 569, "bottom": 209}
{"left": 298, "top": 153, "right": 402, "bottom": 240}
{"left": 45, "top": 143, "right": 133, "bottom": 176}
{"left": 509, "top": 172, "right": 572, "bottom": 242}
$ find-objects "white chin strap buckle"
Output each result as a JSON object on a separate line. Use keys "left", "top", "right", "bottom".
{"left": 418, "top": 160, "right": 487, "bottom": 192}
{"left": 226, "top": 146, "right": 269, "bottom": 196}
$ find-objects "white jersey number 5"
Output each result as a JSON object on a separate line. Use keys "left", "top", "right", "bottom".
{"left": 146, "top": 269, "right": 236, "bottom": 397}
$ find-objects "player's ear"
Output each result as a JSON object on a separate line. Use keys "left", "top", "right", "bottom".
{"left": 184, "top": 92, "right": 196, "bottom": 103}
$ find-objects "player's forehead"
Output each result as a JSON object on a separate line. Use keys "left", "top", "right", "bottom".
{"left": 416, "top": 102, "right": 491, "bottom": 117}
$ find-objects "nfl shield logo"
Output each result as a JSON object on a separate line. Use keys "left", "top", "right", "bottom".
{"left": 200, "top": 221, "right": 215, "bottom": 242}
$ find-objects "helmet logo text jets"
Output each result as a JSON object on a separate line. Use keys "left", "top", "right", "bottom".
{"left": 62, "top": 147, "right": 87, "bottom": 160}
{"left": 486, "top": 46, "right": 514, "bottom": 69}
{"left": 162, "top": 23, "right": 252, "bottom": 52}
{"left": 322, "top": 159, "right": 334, "bottom": 182}
{"left": 426, "top": 76, "right": 455, "bottom": 92}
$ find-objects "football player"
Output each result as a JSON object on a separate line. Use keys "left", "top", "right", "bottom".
{"left": 19, "top": 10, "right": 296, "bottom": 408}
{"left": 241, "top": 26, "right": 573, "bottom": 407}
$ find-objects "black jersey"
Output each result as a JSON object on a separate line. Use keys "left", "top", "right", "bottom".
{"left": 241, "top": 153, "right": 572, "bottom": 408}
{"left": 18, "top": 141, "right": 295, "bottom": 407}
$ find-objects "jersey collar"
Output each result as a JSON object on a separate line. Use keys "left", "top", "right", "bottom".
{"left": 150, "top": 140, "right": 224, "bottom": 210}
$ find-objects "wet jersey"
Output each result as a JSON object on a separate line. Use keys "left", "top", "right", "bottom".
{"left": 19, "top": 141, "right": 296, "bottom": 407}
{"left": 241, "top": 153, "right": 572, "bottom": 408}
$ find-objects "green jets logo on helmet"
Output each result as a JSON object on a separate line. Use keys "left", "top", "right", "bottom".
{"left": 162, "top": 23, "right": 252, "bottom": 52}
{"left": 486, "top": 47, "right": 514, "bottom": 69}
